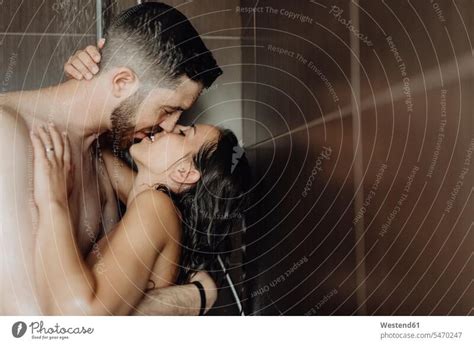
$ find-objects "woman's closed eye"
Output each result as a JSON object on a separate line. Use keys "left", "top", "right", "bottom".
{"left": 179, "top": 129, "right": 186, "bottom": 136}
{"left": 163, "top": 108, "right": 175, "bottom": 116}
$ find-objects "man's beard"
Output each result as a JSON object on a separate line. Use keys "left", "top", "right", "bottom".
{"left": 109, "top": 91, "right": 144, "bottom": 151}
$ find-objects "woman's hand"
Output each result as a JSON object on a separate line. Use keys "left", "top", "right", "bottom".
{"left": 30, "top": 124, "right": 74, "bottom": 208}
{"left": 64, "top": 38, "right": 105, "bottom": 80}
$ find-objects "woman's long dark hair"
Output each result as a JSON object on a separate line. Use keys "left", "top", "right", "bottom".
{"left": 157, "top": 128, "right": 251, "bottom": 285}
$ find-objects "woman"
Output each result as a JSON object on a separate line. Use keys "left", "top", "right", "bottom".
{"left": 31, "top": 119, "right": 250, "bottom": 315}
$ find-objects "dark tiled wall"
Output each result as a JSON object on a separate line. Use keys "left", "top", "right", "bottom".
{"left": 356, "top": 0, "right": 473, "bottom": 316}
{"left": 0, "top": 0, "right": 97, "bottom": 92}
{"left": 242, "top": 0, "right": 361, "bottom": 315}
{"left": 243, "top": 0, "right": 473, "bottom": 315}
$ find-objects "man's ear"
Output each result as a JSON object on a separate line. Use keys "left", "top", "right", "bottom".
{"left": 169, "top": 161, "right": 201, "bottom": 186}
{"left": 111, "top": 67, "right": 139, "bottom": 99}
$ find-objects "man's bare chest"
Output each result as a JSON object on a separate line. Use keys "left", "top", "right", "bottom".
{"left": 68, "top": 151, "right": 106, "bottom": 255}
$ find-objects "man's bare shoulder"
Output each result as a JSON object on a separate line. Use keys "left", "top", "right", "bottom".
{"left": 0, "top": 104, "right": 30, "bottom": 174}
{"left": 0, "top": 104, "right": 29, "bottom": 145}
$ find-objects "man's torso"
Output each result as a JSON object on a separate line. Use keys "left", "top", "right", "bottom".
{"left": 0, "top": 104, "right": 116, "bottom": 314}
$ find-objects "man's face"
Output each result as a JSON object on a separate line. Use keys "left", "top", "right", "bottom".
{"left": 110, "top": 75, "right": 203, "bottom": 149}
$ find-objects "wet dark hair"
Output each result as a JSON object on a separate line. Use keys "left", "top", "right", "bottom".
{"left": 101, "top": 2, "right": 222, "bottom": 89}
{"left": 157, "top": 128, "right": 251, "bottom": 284}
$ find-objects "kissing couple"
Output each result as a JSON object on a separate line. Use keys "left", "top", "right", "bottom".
{"left": 0, "top": 2, "right": 250, "bottom": 316}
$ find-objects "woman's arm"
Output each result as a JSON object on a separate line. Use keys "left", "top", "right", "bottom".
{"left": 84, "top": 189, "right": 179, "bottom": 315}
{"left": 31, "top": 125, "right": 179, "bottom": 315}
{"left": 101, "top": 146, "right": 135, "bottom": 204}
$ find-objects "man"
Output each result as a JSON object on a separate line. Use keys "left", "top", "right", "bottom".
{"left": 0, "top": 2, "right": 222, "bottom": 315}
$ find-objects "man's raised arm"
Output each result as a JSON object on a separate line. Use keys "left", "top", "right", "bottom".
{"left": 132, "top": 272, "right": 217, "bottom": 316}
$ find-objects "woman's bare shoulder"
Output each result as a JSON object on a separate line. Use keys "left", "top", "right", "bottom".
{"left": 127, "top": 189, "right": 181, "bottom": 238}
{"left": 131, "top": 188, "right": 175, "bottom": 207}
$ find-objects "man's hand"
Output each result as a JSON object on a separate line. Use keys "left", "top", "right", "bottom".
{"left": 132, "top": 272, "right": 218, "bottom": 316}
{"left": 64, "top": 39, "right": 104, "bottom": 80}
{"left": 190, "top": 271, "right": 218, "bottom": 313}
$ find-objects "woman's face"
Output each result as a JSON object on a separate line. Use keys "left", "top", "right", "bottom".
{"left": 130, "top": 123, "right": 220, "bottom": 177}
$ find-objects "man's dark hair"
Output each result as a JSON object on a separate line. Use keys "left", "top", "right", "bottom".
{"left": 101, "top": 2, "right": 222, "bottom": 89}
